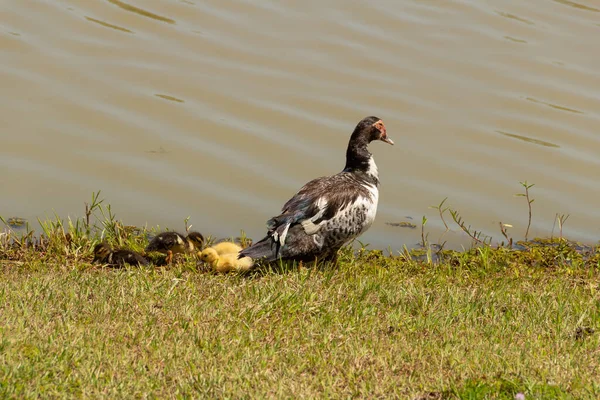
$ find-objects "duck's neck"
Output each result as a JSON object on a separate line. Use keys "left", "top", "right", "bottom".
{"left": 343, "top": 135, "right": 379, "bottom": 186}
{"left": 184, "top": 238, "right": 195, "bottom": 253}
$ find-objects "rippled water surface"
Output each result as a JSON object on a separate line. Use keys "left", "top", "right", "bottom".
{"left": 2, "top": 0, "right": 600, "bottom": 249}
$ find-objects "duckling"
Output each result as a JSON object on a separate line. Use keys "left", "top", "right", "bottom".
{"left": 145, "top": 231, "right": 204, "bottom": 264}
{"left": 198, "top": 248, "right": 254, "bottom": 273}
{"left": 205, "top": 241, "right": 243, "bottom": 256}
{"left": 93, "top": 242, "right": 148, "bottom": 267}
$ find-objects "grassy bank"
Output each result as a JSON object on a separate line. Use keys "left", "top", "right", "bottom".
{"left": 1, "top": 194, "right": 599, "bottom": 398}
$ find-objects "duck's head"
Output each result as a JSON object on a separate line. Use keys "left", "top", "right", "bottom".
{"left": 355, "top": 116, "right": 394, "bottom": 145}
{"left": 187, "top": 231, "right": 205, "bottom": 248}
{"left": 93, "top": 242, "right": 112, "bottom": 262}
{"left": 199, "top": 248, "right": 219, "bottom": 264}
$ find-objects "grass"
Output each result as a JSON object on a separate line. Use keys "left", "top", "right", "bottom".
{"left": 1, "top": 193, "right": 600, "bottom": 398}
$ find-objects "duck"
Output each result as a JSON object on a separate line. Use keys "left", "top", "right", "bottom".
{"left": 199, "top": 248, "right": 254, "bottom": 273}
{"left": 145, "top": 231, "right": 204, "bottom": 264}
{"left": 239, "top": 116, "right": 393, "bottom": 263}
{"left": 93, "top": 242, "right": 149, "bottom": 267}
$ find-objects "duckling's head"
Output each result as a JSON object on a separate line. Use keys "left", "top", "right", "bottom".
{"left": 93, "top": 242, "right": 112, "bottom": 262}
{"left": 187, "top": 231, "right": 205, "bottom": 249}
{"left": 199, "top": 248, "right": 219, "bottom": 264}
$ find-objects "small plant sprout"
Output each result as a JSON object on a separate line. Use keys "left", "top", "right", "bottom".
{"left": 184, "top": 216, "right": 192, "bottom": 233}
{"left": 516, "top": 181, "right": 535, "bottom": 241}
{"left": 499, "top": 222, "right": 513, "bottom": 247}
{"left": 398, "top": 244, "right": 412, "bottom": 263}
{"left": 552, "top": 213, "right": 570, "bottom": 239}
{"left": 97, "top": 203, "right": 122, "bottom": 246}
{"left": 420, "top": 215, "right": 429, "bottom": 248}
{"left": 236, "top": 230, "right": 252, "bottom": 249}
{"left": 449, "top": 209, "right": 492, "bottom": 247}
{"left": 84, "top": 190, "right": 104, "bottom": 234}
{"left": 477, "top": 246, "right": 492, "bottom": 269}
{"left": 429, "top": 197, "right": 450, "bottom": 232}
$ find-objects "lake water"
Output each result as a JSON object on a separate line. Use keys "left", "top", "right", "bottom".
{"left": 2, "top": 0, "right": 600, "bottom": 250}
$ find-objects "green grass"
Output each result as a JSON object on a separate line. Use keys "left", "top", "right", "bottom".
{"left": 1, "top": 238, "right": 599, "bottom": 398}
{"left": 1, "top": 192, "right": 599, "bottom": 398}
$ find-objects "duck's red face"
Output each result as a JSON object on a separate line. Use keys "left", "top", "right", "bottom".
{"left": 373, "top": 120, "right": 393, "bottom": 145}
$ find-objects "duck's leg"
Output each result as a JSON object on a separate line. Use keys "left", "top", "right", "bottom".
{"left": 328, "top": 252, "right": 339, "bottom": 266}
{"left": 166, "top": 250, "right": 173, "bottom": 264}
{"left": 316, "top": 251, "right": 339, "bottom": 269}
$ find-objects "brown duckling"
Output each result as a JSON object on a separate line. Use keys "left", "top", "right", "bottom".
{"left": 198, "top": 248, "right": 253, "bottom": 273}
{"left": 145, "top": 231, "right": 204, "bottom": 264}
{"left": 93, "top": 242, "right": 149, "bottom": 267}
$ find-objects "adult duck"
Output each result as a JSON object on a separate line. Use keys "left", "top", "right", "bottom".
{"left": 239, "top": 116, "right": 393, "bottom": 263}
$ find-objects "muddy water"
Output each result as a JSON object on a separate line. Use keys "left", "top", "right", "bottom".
{"left": 2, "top": 0, "right": 600, "bottom": 250}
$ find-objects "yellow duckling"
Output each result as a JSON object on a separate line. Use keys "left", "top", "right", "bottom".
{"left": 204, "top": 241, "right": 243, "bottom": 256}
{"left": 198, "top": 248, "right": 253, "bottom": 273}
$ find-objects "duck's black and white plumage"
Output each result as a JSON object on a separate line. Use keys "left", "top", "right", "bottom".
{"left": 93, "top": 242, "right": 149, "bottom": 267}
{"left": 239, "top": 116, "right": 393, "bottom": 263}
{"left": 145, "top": 231, "right": 204, "bottom": 264}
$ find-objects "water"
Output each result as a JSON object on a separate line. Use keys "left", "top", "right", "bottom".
{"left": 2, "top": 0, "right": 600, "bottom": 250}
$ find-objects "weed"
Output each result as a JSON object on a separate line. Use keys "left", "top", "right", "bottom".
{"left": 552, "top": 213, "right": 570, "bottom": 239}
{"left": 430, "top": 197, "right": 450, "bottom": 232}
{"left": 421, "top": 215, "right": 429, "bottom": 248}
{"left": 449, "top": 208, "right": 492, "bottom": 246}
{"left": 499, "top": 222, "right": 513, "bottom": 247}
{"left": 516, "top": 181, "right": 535, "bottom": 241}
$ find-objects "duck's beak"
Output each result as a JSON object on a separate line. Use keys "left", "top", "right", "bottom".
{"left": 374, "top": 120, "right": 394, "bottom": 145}
{"left": 381, "top": 135, "right": 394, "bottom": 145}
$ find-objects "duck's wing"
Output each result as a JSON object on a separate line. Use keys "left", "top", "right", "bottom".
{"left": 240, "top": 172, "right": 373, "bottom": 262}
{"left": 112, "top": 250, "right": 149, "bottom": 267}
{"left": 268, "top": 172, "right": 371, "bottom": 246}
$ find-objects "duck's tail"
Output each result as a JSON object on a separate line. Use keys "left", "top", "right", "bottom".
{"left": 238, "top": 236, "right": 279, "bottom": 262}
